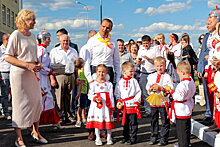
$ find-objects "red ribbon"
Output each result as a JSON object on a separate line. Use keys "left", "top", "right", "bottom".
{"left": 117, "top": 96, "right": 141, "bottom": 126}
{"left": 168, "top": 100, "right": 187, "bottom": 119}
{"left": 34, "top": 73, "right": 40, "bottom": 82}
{"left": 95, "top": 92, "right": 112, "bottom": 109}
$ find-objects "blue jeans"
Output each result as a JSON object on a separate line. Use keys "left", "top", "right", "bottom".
{"left": 0, "top": 72, "right": 10, "bottom": 116}
{"left": 139, "top": 73, "right": 151, "bottom": 114}
{"left": 202, "top": 77, "right": 212, "bottom": 118}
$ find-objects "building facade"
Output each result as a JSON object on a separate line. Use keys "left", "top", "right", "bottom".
{"left": 0, "top": 0, "right": 20, "bottom": 44}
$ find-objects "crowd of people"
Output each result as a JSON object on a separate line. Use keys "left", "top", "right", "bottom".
{"left": 0, "top": 7, "right": 220, "bottom": 147}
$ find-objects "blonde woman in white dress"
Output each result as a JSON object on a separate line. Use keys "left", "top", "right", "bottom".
{"left": 5, "top": 9, "right": 47, "bottom": 147}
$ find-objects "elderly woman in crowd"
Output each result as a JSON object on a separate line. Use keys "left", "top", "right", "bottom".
{"left": 5, "top": 9, "right": 47, "bottom": 147}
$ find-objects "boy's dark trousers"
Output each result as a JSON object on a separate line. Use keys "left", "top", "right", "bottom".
{"left": 123, "top": 113, "right": 138, "bottom": 141}
{"left": 176, "top": 118, "right": 191, "bottom": 147}
{"left": 150, "top": 107, "right": 169, "bottom": 141}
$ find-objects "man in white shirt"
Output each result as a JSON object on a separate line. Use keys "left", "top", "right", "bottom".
{"left": 117, "top": 39, "right": 133, "bottom": 75}
{"left": 79, "top": 30, "right": 97, "bottom": 60}
{"left": 84, "top": 19, "right": 120, "bottom": 84}
{"left": 136, "top": 35, "right": 161, "bottom": 116}
{"left": 50, "top": 34, "right": 78, "bottom": 123}
{"left": 0, "top": 33, "right": 11, "bottom": 119}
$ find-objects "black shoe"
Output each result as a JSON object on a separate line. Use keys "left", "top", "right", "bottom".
{"left": 120, "top": 139, "right": 129, "bottom": 144}
{"left": 142, "top": 113, "right": 150, "bottom": 118}
{"left": 158, "top": 138, "right": 168, "bottom": 146}
{"left": 149, "top": 137, "right": 157, "bottom": 145}
{"left": 125, "top": 140, "right": 136, "bottom": 145}
{"left": 204, "top": 124, "right": 218, "bottom": 132}
{"left": 202, "top": 117, "right": 212, "bottom": 122}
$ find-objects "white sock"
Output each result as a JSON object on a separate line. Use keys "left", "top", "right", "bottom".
{"left": 107, "top": 129, "right": 112, "bottom": 140}
{"left": 95, "top": 128, "right": 101, "bottom": 141}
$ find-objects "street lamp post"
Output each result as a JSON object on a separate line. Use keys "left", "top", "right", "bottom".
{"left": 100, "top": 0, "right": 102, "bottom": 24}
{"left": 76, "top": 1, "right": 89, "bottom": 32}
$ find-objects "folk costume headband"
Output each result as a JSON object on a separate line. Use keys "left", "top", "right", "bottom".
{"left": 95, "top": 32, "right": 113, "bottom": 49}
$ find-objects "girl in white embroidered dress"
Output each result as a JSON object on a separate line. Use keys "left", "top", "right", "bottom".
{"left": 86, "top": 64, "right": 115, "bottom": 146}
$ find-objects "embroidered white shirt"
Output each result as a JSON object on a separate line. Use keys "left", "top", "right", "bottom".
{"left": 169, "top": 43, "right": 182, "bottom": 65}
{"left": 172, "top": 78, "right": 196, "bottom": 118}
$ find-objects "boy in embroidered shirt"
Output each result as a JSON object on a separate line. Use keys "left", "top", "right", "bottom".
{"left": 146, "top": 57, "right": 173, "bottom": 146}
{"left": 115, "top": 62, "right": 141, "bottom": 145}
{"left": 169, "top": 60, "right": 196, "bottom": 147}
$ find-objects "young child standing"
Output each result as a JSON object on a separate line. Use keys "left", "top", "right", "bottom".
{"left": 86, "top": 64, "right": 115, "bottom": 146}
{"left": 74, "top": 58, "right": 88, "bottom": 127}
{"left": 114, "top": 62, "right": 142, "bottom": 145}
{"left": 169, "top": 60, "right": 196, "bottom": 147}
{"left": 146, "top": 57, "right": 174, "bottom": 146}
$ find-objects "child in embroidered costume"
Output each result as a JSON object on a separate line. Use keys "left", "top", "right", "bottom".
{"left": 146, "top": 57, "right": 173, "bottom": 146}
{"left": 114, "top": 61, "right": 141, "bottom": 145}
{"left": 169, "top": 60, "right": 196, "bottom": 147}
{"left": 74, "top": 58, "right": 88, "bottom": 127}
{"left": 86, "top": 64, "right": 115, "bottom": 146}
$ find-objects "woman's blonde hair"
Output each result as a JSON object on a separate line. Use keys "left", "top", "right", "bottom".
{"left": 16, "top": 9, "right": 35, "bottom": 30}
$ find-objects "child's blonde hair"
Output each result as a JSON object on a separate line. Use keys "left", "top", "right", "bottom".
{"left": 122, "top": 61, "right": 134, "bottom": 71}
{"left": 154, "top": 56, "right": 166, "bottom": 65}
{"left": 177, "top": 60, "right": 191, "bottom": 74}
{"left": 156, "top": 33, "right": 165, "bottom": 40}
{"left": 74, "top": 58, "right": 84, "bottom": 68}
{"left": 96, "top": 64, "right": 108, "bottom": 72}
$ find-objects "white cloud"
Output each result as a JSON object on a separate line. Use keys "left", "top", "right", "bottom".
{"left": 208, "top": 0, "right": 220, "bottom": 8}
{"left": 145, "top": 2, "right": 192, "bottom": 16}
{"left": 166, "top": 0, "right": 174, "bottom": 1}
{"left": 120, "top": 0, "right": 125, "bottom": 2}
{"left": 134, "top": 8, "right": 144, "bottom": 14}
{"left": 114, "top": 24, "right": 124, "bottom": 30}
{"left": 134, "top": 22, "right": 206, "bottom": 33}
{"left": 34, "top": 18, "right": 100, "bottom": 31}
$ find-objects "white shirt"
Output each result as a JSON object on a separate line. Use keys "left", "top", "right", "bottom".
{"left": 146, "top": 72, "right": 174, "bottom": 106}
{"left": 137, "top": 45, "right": 161, "bottom": 73}
{"left": 84, "top": 33, "right": 120, "bottom": 83}
{"left": 172, "top": 78, "right": 196, "bottom": 118}
{"left": 50, "top": 45, "right": 78, "bottom": 74}
{"left": 114, "top": 77, "right": 141, "bottom": 109}
{"left": 169, "top": 43, "right": 182, "bottom": 65}
{"left": 79, "top": 43, "right": 88, "bottom": 61}
{"left": 0, "top": 44, "right": 11, "bottom": 72}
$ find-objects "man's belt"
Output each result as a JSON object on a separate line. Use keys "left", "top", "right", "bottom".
{"left": 64, "top": 73, "right": 74, "bottom": 76}
{"left": 0, "top": 71, "right": 10, "bottom": 73}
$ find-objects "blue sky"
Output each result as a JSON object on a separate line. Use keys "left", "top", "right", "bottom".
{"left": 23, "top": 0, "right": 220, "bottom": 51}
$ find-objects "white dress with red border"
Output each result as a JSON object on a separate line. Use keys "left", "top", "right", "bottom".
{"left": 37, "top": 44, "right": 60, "bottom": 124}
{"left": 169, "top": 78, "right": 196, "bottom": 121}
{"left": 86, "top": 80, "right": 115, "bottom": 130}
{"left": 160, "top": 44, "right": 169, "bottom": 65}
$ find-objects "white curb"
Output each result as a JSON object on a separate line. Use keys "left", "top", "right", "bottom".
{"left": 191, "top": 119, "right": 219, "bottom": 146}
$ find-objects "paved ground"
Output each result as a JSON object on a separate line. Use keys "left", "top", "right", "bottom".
{"left": 0, "top": 104, "right": 212, "bottom": 147}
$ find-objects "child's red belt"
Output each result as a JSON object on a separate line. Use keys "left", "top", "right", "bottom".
{"left": 117, "top": 96, "right": 141, "bottom": 126}
{"left": 168, "top": 99, "right": 187, "bottom": 119}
